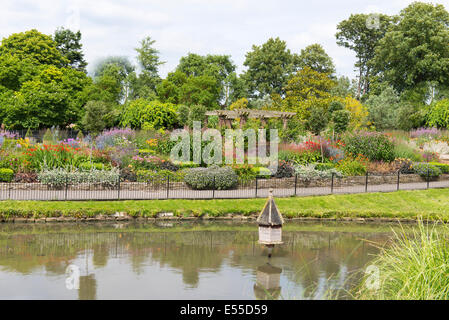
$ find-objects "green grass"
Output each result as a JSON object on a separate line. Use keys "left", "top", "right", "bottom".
{"left": 355, "top": 220, "right": 449, "bottom": 299}
{"left": 1, "top": 189, "right": 449, "bottom": 221}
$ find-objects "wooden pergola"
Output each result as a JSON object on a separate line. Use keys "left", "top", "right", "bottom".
{"left": 205, "top": 109, "right": 296, "bottom": 129}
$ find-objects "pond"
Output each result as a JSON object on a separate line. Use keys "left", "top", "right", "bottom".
{"left": 0, "top": 221, "right": 403, "bottom": 300}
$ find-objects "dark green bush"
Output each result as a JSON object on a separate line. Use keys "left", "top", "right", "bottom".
{"left": 184, "top": 166, "right": 238, "bottom": 190}
{"left": 343, "top": 132, "right": 395, "bottom": 162}
{"left": 273, "top": 161, "right": 295, "bottom": 178}
{"left": 0, "top": 168, "right": 14, "bottom": 182}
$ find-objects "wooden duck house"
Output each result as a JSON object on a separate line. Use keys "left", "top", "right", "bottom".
{"left": 257, "top": 189, "right": 284, "bottom": 245}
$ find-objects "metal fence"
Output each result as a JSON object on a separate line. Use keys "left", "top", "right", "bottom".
{"left": 1, "top": 171, "right": 448, "bottom": 201}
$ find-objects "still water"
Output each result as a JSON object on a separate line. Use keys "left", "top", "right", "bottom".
{"left": 0, "top": 221, "right": 399, "bottom": 300}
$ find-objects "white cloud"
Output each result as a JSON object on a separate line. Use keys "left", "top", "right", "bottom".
{"left": 1, "top": 0, "right": 448, "bottom": 79}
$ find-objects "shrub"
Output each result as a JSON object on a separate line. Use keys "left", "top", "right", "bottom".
{"left": 343, "top": 132, "right": 395, "bottom": 162}
{"left": 273, "top": 161, "right": 295, "bottom": 178}
{"left": 81, "top": 101, "right": 117, "bottom": 134}
{"left": 233, "top": 164, "right": 257, "bottom": 183}
{"left": 119, "top": 167, "right": 137, "bottom": 182}
{"left": 120, "top": 99, "right": 178, "bottom": 129}
{"left": 427, "top": 99, "right": 449, "bottom": 129}
{"left": 252, "top": 166, "right": 272, "bottom": 177}
{"left": 184, "top": 166, "right": 238, "bottom": 190}
{"left": 429, "top": 162, "right": 449, "bottom": 174}
{"left": 412, "top": 162, "right": 442, "bottom": 179}
{"left": 0, "top": 168, "right": 14, "bottom": 182}
{"left": 78, "top": 162, "right": 111, "bottom": 171}
{"left": 332, "top": 109, "right": 350, "bottom": 134}
{"left": 336, "top": 155, "right": 368, "bottom": 176}
{"left": 295, "top": 164, "right": 342, "bottom": 183}
{"left": 38, "top": 168, "right": 120, "bottom": 189}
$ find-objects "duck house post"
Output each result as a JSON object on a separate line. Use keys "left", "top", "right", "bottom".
{"left": 257, "top": 189, "right": 284, "bottom": 258}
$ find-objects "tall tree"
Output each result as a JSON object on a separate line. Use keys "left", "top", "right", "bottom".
{"left": 373, "top": 2, "right": 449, "bottom": 93}
{"left": 297, "top": 44, "right": 336, "bottom": 75}
{"left": 133, "top": 36, "right": 164, "bottom": 99}
{"left": 93, "top": 56, "right": 136, "bottom": 104}
{"left": 0, "top": 29, "right": 68, "bottom": 67}
{"left": 176, "top": 53, "right": 238, "bottom": 105}
{"left": 336, "top": 13, "right": 393, "bottom": 98}
{"left": 242, "top": 37, "right": 299, "bottom": 98}
{"left": 53, "top": 27, "right": 87, "bottom": 73}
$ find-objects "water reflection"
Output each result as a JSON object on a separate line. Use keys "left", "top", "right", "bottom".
{"left": 0, "top": 222, "right": 393, "bottom": 300}
{"left": 254, "top": 264, "right": 282, "bottom": 300}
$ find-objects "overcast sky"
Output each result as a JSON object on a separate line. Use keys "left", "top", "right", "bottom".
{"left": 1, "top": 0, "right": 448, "bottom": 79}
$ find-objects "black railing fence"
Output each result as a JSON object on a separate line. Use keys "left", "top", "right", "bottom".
{"left": 1, "top": 171, "right": 448, "bottom": 201}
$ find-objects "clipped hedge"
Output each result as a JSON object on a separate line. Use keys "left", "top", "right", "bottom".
{"left": 0, "top": 168, "right": 14, "bottom": 182}
{"left": 184, "top": 166, "right": 238, "bottom": 190}
{"left": 428, "top": 162, "right": 449, "bottom": 174}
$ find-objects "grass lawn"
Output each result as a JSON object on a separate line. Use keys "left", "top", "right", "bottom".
{"left": 1, "top": 189, "right": 449, "bottom": 221}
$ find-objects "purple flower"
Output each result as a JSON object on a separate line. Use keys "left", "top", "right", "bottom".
{"left": 410, "top": 128, "right": 440, "bottom": 139}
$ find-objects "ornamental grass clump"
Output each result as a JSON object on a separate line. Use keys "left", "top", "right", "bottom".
{"left": 356, "top": 220, "right": 449, "bottom": 300}
{"left": 184, "top": 165, "right": 238, "bottom": 190}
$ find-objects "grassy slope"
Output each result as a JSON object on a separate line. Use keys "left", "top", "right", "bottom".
{"left": 1, "top": 189, "right": 449, "bottom": 220}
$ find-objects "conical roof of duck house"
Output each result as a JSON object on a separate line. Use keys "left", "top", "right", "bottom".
{"left": 257, "top": 190, "right": 284, "bottom": 227}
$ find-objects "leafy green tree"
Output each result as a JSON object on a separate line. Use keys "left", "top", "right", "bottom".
{"left": 365, "top": 85, "right": 400, "bottom": 130}
{"left": 188, "top": 105, "right": 207, "bottom": 127}
{"left": 298, "top": 44, "right": 335, "bottom": 75}
{"left": 332, "top": 110, "right": 350, "bottom": 133}
{"left": 243, "top": 37, "right": 299, "bottom": 98}
{"left": 1, "top": 65, "right": 90, "bottom": 129}
{"left": 156, "top": 70, "right": 187, "bottom": 104}
{"left": 0, "top": 29, "right": 68, "bottom": 67}
{"left": 132, "top": 36, "right": 164, "bottom": 99}
{"left": 373, "top": 2, "right": 449, "bottom": 92}
{"left": 306, "top": 106, "right": 328, "bottom": 135}
{"left": 120, "top": 99, "right": 178, "bottom": 129}
{"left": 53, "top": 27, "right": 87, "bottom": 73}
{"left": 331, "top": 76, "right": 356, "bottom": 98}
{"left": 176, "top": 53, "right": 238, "bottom": 105}
{"left": 92, "top": 56, "right": 136, "bottom": 104}
{"left": 81, "top": 101, "right": 116, "bottom": 134}
{"left": 283, "top": 67, "right": 336, "bottom": 121}
{"left": 427, "top": 99, "right": 449, "bottom": 128}
{"left": 178, "top": 105, "right": 190, "bottom": 128}
{"left": 336, "top": 13, "right": 393, "bottom": 98}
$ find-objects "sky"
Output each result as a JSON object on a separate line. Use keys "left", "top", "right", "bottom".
{"left": 1, "top": 0, "right": 448, "bottom": 79}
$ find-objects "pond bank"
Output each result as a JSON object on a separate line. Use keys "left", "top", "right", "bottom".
{"left": 1, "top": 189, "right": 449, "bottom": 223}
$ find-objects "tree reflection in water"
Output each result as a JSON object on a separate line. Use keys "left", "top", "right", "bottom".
{"left": 0, "top": 222, "right": 392, "bottom": 300}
